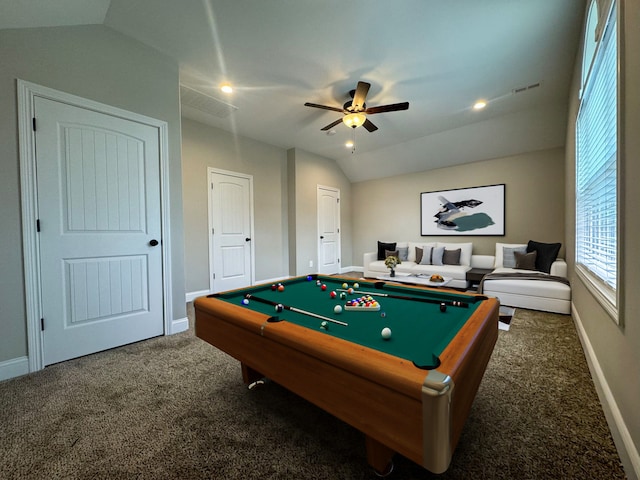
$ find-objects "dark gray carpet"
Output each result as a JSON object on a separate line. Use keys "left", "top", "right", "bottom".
{"left": 0, "top": 305, "right": 626, "bottom": 479}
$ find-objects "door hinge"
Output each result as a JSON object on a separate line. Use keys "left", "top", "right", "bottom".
{"left": 36, "top": 219, "right": 41, "bottom": 232}
{"left": 40, "top": 318, "right": 45, "bottom": 331}
{"left": 337, "top": 198, "right": 340, "bottom": 203}
{"left": 32, "top": 117, "right": 36, "bottom": 131}
{"left": 213, "top": 273, "right": 216, "bottom": 280}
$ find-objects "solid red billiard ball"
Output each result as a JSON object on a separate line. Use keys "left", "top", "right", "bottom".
{"left": 321, "top": 284, "right": 327, "bottom": 291}
{"left": 278, "top": 285, "right": 285, "bottom": 292}
{"left": 271, "top": 284, "right": 277, "bottom": 291}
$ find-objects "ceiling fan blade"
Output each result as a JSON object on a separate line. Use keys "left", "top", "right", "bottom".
{"left": 304, "top": 102, "right": 345, "bottom": 113}
{"left": 320, "top": 118, "right": 344, "bottom": 131}
{"left": 365, "top": 102, "right": 409, "bottom": 114}
{"left": 351, "top": 81, "right": 371, "bottom": 111}
{"left": 363, "top": 119, "right": 378, "bottom": 132}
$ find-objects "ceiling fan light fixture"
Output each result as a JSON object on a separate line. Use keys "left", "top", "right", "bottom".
{"left": 343, "top": 112, "right": 366, "bottom": 128}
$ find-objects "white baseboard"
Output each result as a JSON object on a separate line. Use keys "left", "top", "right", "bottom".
{"left": 0, "top": 356, "right": 29, "bottom": 382}
{"left": 340, "top": 266, "right": 363, "bottom": 274}
{"left": 186, "top": 289, "right": 210, "bottom": 303}
{"left": 170, "top": 316, "right": 189, "bottom": 334}
{"left": 572, "top": 304, "right": 640, "bottom": 480}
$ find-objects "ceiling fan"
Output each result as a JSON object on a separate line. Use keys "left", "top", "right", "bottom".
{"left": 304, "top": 81, "right": 409, "bottom": 132}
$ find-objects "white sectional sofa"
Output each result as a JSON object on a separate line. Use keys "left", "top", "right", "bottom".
{"left": 363, "top": 240, "right": 571, "bottom": 314}
{"left": 363, "top": 241, "right": 473, "bottom": 289}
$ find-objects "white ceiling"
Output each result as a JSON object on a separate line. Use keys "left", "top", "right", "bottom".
{"left": 2, "top": 0, "right": 586, "bottom": 182}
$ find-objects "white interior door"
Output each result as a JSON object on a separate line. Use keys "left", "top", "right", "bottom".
{"left": 35, "top": 97, "right": 164, "bottom": 365}
{"left": 209, "top": 170, "right": 253, "bottom": 292}
{"left": 317, "top": 186, "right": 341, "bottom": 274}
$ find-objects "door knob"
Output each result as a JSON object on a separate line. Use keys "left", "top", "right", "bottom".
{"left": 149, "top": 239, "right": 159, "bottom": 247}
{"left": 320, "top": 236, "right": 324, "bottom": 239}
{"left": 245, "top": 237, "right": 251, "bottom": 242}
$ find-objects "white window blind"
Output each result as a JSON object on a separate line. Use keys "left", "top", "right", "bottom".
{"left": 576, "top": 4, "right": 617, "bottom": 298}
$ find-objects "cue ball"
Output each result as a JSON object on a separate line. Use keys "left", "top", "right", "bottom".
{"left": 334, "top": 305, "right": 342, "bottom": 314}
{"left": 275, "top": 304, "right": 283, "bottom": 312}
{"left": 381, "top": 327, "right": 392, "bottom": 340}
{"left": 440, "top": 302, "right": 447, "bottom": 312}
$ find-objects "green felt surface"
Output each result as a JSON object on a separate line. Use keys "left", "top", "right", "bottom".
{"left": 214, "top": 275, "right": 483, "bottom": 369}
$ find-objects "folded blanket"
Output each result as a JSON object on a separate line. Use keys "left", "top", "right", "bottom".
{"left": 478, "top": 272, "right": 570, "bottom": 294}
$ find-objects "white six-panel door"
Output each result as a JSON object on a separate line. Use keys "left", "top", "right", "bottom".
{"left": 35, "top": 97, "right": 164, "bottom": 365}
{"left": 209, "top": 170, "right": 254, "bottom": 292}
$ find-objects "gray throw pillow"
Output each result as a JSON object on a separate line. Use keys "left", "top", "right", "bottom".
{"left": 515, "top": 250, "right": 537, "bottom": 270}
{"left": 442, "top": 248, "right": 461, "bottom": 265}
{"left": 419, "top": 246, "right": 433, "bottom": 265}
{"left": 503, "top": 246, "right": 527, "bottom": 268}
{"left": 397, "top": 246, "right": 409, "bottom": 261}
{"left": 431, "top": 246, "right": 445, "bottom": 266}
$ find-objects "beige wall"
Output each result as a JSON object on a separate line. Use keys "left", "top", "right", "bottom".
{"left": 181, "top": 118, "right": 289, "bottom": 292}
{"left": 0, "top": 25, "right": 185, "bottom": 365}
{"left": 565, "top": 2, "right": 640, "bottom": 477}
{"left": 287, "top": 148, "right": 353, "bottom": 275}
{"left": 352, "top": 148, "right": 566, "bottom": 263}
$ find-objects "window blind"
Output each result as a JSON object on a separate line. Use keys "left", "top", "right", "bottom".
{"left": 576, "top": 6, "right": 617, "bottom": 292}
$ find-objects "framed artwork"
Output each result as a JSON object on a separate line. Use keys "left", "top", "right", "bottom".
{"left": 420, "top": 184, "right": 505, "bottom": 236}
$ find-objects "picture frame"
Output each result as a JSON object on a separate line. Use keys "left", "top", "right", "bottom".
{"left": 420, "top": 184, "right": 505, "bottom": 236}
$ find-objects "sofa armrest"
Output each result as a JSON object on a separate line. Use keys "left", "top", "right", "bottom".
{"left": 471, "top": 255, "right": 495, "bottom": 269}
{"left": 363, "top": 251, "right": 377, "bottom": 265}
{"left": 550, "top": 258, "right": 567, "bottom": 277}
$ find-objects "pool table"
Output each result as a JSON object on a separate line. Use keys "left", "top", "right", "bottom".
{"left": 195, "top": 274, "right": 498, "bottom": 474}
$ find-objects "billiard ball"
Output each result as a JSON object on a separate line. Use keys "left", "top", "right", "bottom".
{"left": 307, "top": 275, "right": 313, "bottom": 281}
{"left": 320, "top": 321, "right": 328, "bottom": 330}
{"left": 342, "top": 282, "right": 348, "bottom": 289}
{"left": 275, "top": 304, "right": 284, "bottom": 312}
{"left": 334, "top": 305, "right": 342, "bottom": 314}
{"left": 353, "top": 282, "right": 360, "bottom": 288}
{"left": 321, "top": 284, "right": 327, "bottom": 291}
{"left": 381, "top": 327, "right": 392, "bottom": 340}
{"left": 271, "top": 284, "right": 277, "bottom": 291}
{"left": 316, "top": 280, "right": 322, "bottom": 286}
{"left": 278, "top": 285, "right": 285, "bottom": 292}
{"left": 330, "top": 291, "right": 337, "bottom": 299}
{"left": 347, "top": 288, "right": 354, "bottom": 294}
{"left": 339, "top": 292, "right": 346, "bottom": 300}
{"left": 440, "top": 302, "right": 447, "bottom": 312}
{"left": 380, "top": 311, "right": 386, "bottom": 318}
{"left": 241, "top": 298, "right": 249, "bottom": 305}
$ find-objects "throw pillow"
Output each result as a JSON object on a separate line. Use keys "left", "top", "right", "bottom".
{"left": 527, "top": 240, "right": 561, "bottom": 273}
{"left": 431, "top": 246, "right": 445, "bottom": 266}
{"left": 397, "top": 246, "right": 409, "bottom": 261}
{"left": 514, "top": 251, "right": 537, "bottom": 270}
{"left": 385, "top": 250, "right": 399, "bottom": 260}
{"left": 503, "top": 246, "right": 527, "bottom": 268}
{"left": 419, "top": 246, "right": 433, "bottom": 265}
{"left": 377, "top": 241, "right": 396, "bottom": 261}
{"left": 442, "top": 248, "right": 461, "bottom": 265}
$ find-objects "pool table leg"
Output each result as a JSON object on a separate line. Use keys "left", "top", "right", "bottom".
{"left": 365, "top": 435, "right": 395, "bottom": 477}
{"left": 241, "top": 363, "right": 264, "bottom": 385}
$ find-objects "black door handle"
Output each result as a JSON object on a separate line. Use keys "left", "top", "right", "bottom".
{"left": 149, "top": 239, "right": 159, "bottom": 247}
{"left": 320, "top": 236, "right": 324, "bottom": 239}
{"left": 245, "top": 238, "right": 251, "bottom": 242}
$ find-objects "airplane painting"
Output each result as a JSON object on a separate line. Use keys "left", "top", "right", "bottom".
{"left": 421, "top": 185, "right": 505, "bottom": 236}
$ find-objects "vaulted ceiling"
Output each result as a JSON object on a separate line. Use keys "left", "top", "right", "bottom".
{"left": 1, "top": 0, "right": 586, "bottom": 182}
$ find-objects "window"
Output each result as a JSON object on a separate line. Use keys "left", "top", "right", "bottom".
{"left": 575, "top": 0, "right": 619, "bottom": 321}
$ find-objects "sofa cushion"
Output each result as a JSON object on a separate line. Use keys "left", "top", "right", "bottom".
{"left": 385, "top": 249, "right": 399, "bottom": 259}
{"left": 527, "top": 240, "right": 562, "bottom": 274}
{"left": 377, "top": 241, "right": 396, "bottom": 260}
{"left": 397, "top": 246, "right": 409, "bottom": 261}
{"left": 417, "top": 246, "right": 433, "bottom": 265}
{"left": 503, "top": 245, "right": 527, "bottom": 268}
{"left": 494, "top": 243, "right": 527, "bottom": 268}
{"left": 514, "top": 250, "right": 537, "bottom": 270}
{"left": 485, "top": 267, "right": 571, "bottom": 300}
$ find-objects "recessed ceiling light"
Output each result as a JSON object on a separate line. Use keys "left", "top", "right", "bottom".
{"left": 473, "top": 100, "right": 487, "bottom": 110}
{"left": 220, "top": 83, "right": 233, "bottom": 94}
{"left": 345, "top": 140, "right": 354, "bottom": 148}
